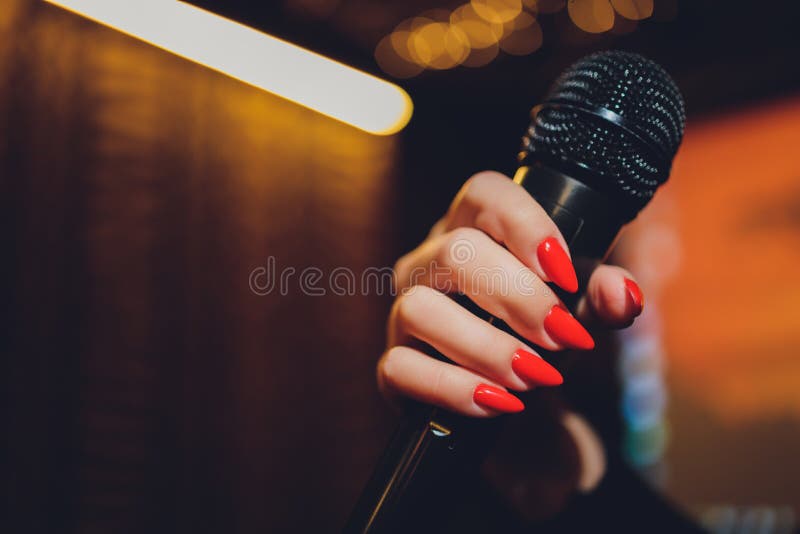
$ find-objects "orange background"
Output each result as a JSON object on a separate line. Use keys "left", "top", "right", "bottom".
{"left": 621, "top": 95, "right": 800, "bottom": 511}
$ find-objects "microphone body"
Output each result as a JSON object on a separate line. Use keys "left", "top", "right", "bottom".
{"left": 345, "top": 51, "right": 686, "bottom": 533}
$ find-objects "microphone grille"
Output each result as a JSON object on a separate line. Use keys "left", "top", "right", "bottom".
{"left": 523, "top": 51, "right": 686, "bottom": 216}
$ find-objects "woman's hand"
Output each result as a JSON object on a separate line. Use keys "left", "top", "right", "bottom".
{"left": 377, "top": 171, "right": 645, "bottom": 417}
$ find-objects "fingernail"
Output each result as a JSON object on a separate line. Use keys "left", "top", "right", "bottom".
{"left": 537, "top": 237, "right": 578, "bottom": 293}
{"left": 473, "top": 384, "right": 525, "bottom": 413}
{"left": 544, "top": 306, "right": 595, "bottom": 350}
{"left": 624, "top": 278, "right": 644, "bottom": 314}
{"left": 511, "top": 349, "right": 563, "bottom": 386}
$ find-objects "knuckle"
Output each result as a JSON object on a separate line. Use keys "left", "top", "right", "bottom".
{"left": 392, "top": 285, "right": 438, "bottom": 326}
{"left": 460, "top": 172, "right": 504, "bottom": 207}
{"left": 447, "top": 226, "right": 478, "bottom": 243}
{"left": 438, "top": 227, "right": 481, "bottom": 270}
{"left": 442, "top": 226, "right": 482, "bottom": 252}
{"left": 464, "top": 171, "right": 505, "bottom": 194}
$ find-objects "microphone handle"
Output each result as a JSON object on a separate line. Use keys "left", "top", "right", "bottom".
{"left": 344, "top": 163, "right": 627, "bottom": 533}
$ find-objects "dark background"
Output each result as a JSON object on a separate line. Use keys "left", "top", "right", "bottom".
{"left": 2, "top": 1, "right": 799, "bottom": 532}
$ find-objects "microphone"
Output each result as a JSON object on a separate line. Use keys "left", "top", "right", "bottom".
{"left": 345, "top": 50, "right": 686, "bottom": 533}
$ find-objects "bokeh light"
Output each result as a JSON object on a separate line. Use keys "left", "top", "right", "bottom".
{"left": 374, "top": 33, "right": 424, "bottom": 79}
{"left": 411, "top": 21, "right": 470, "bottom": 69}
{"left": 374, "top": 0, "right": 654, "bottom": 78}
{"left": 610, "top": 0, "right": 654, "bottom": 20}
{"left": 375, "top": 0, "right": 536, "bottom": 77}
{"left": 390, "top": 24, "right": 416, "bottom": 63}
{"left": 500, "top": 12, "right": 543, "bottom": 55}
{"left": 471, "top": 0, "right": 523, "bottom": 24}
{"left": 567, "top": 0, "right": 616, "bottom": 33}
{"left": 451, "top": 3, "right": 505, "bottom": 49}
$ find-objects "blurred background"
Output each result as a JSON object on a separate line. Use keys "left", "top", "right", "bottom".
{"left": 2, "top": 0, "right": 799, "bottom": 532}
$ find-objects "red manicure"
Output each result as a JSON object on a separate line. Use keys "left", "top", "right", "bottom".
{"left": 537, "top": 237, "right": 578, "bottom": 293}
{"left": 511, "top": 349, "right": 563, "bottom": 386}
{"left": 624, "top": 278, "right": 644, "bottom": 314}
{"left": 473, "top": 384, "right": 525, "bottom": 413}
{"left": 544, "top": 306, "right": 595, "bottom": 350}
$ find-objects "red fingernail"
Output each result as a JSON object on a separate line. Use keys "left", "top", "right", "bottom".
{"left": 473, "top": 384, "right": 525, "bottom": 413}
{"left": 544, "top": 306, "right": 595, "bottom": 350}
{"left": 624, "top": 278, "right": 644, "bottom": 314}
{"left": 537, "top": 237, "right": 578, "bottom": 293}
{"left": 511, "top": 349, "right": 563, "bottom": 386}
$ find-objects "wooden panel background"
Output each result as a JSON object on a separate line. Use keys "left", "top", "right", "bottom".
{"left": 0, "top": 2, "right": 399, "bottom": 532}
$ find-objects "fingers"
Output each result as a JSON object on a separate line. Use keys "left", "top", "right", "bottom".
{"left": 443, "top": 171, "right": 578, "bottom": 293}
{"left": 377, "top": 346, "right": 525, "bottom": 417}
{"left": 379, "top": 171, "right": 649, "bottom": 418}
{"left": 388, "top": 286, "right": 563, "bottom": 391}
{"left": 576, "top": 265, "right": 645, "bottom": 329}
{"left": 394, "top": 227, "right": 591, "bottom": 351}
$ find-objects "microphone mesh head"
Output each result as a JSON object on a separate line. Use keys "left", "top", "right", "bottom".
{"left": 522, "top": 50, "right": 686, "bottom": 217}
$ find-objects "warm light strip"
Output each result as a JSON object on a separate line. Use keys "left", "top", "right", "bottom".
{"left": 44, "top": 0, "right": 413, "bottom": 135}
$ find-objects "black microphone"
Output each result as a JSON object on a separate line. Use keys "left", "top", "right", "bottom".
{"left": 345, "top": 50, "right": 686, "bottom": 533}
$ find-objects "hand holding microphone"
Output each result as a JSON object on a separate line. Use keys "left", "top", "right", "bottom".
{"left": 378, "top": 170, "right": 643, "bottom": 416}
{"left": 348, "top": 51, "right": 685, "bottom": 533}
{"left": 379, "top": 50, "right": 684, "bottom": 419}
